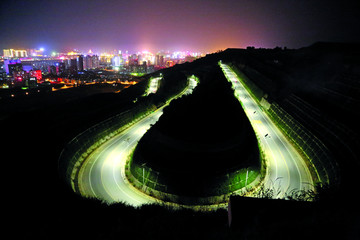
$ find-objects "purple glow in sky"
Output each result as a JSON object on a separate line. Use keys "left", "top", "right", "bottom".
{"left": 0, "top": 0, "right": 359, "bottom": 53}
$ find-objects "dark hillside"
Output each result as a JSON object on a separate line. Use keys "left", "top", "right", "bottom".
{"left": 4, "top": 44, "right": 360, "bottom": 239}
{"left": 230, "top": 43, "right": 360, "bottom": 192}
{"left": 131, "top": 65, "right": 260, "bottom": 197}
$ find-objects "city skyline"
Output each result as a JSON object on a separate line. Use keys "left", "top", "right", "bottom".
{"left": 0, "top": 45, "right": 204, "bottom": 89}
{"left": 1, "top": 0, "right": 359, "bottom": 53}
{"left": 1, "top": 47, "right": 206, "bottom": 58}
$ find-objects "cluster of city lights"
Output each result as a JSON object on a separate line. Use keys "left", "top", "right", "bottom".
{"left": 0, "top": 47, "right": 207, "bottom": 90}
{"left": 2, "top": 47, "right": 206, "bottom": 69}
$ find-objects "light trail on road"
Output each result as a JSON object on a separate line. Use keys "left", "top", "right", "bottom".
{"left": 220, "top": 63, "right": 314, "bottom": 198}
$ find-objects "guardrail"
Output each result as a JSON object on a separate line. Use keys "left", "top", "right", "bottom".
{"left": 227, "top": 62, "right": 340, "bottom": 188}
{"left": 267, "top": 103, "right": 339, "bottom": 186}
{"left": 58, "top": 73, "right": 192, "bottom": 194}
{"left": 58, "top": 101, "right": 157, "bottom": 192}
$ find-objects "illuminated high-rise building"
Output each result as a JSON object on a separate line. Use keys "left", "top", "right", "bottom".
{"left": 65, "top": 58, "right": 77, "bottom": 73}
{"left": 99, "top": 53, "right": 113, "bottom": 65}
{"left": 83, "top": 55, "right": 99, "bottom": 70}
{"left": 112, "top": 56, "right": 123, "bottom": 68}
{"left": 28, "top": 48, "right": 44, "bottom": 57}
{"left": 139, "top": 51, "right": 155, "bottom": 65}
{"left": 56, "top": 62, "right": 66, "bottom": 74}
{"left": 83, "top": 56, "right": 91, "bottom": 70}
{"left": 76, "top": 55, "right": 84, "bottom": 71}
{"left": 3, "top": 49, "right": 28, "bottom": 58}
{"left": 92, "top": 55, "right": 99, "bottom": 69}
{"left": 155, "top": 54, "right": 164, "bottom": 66}
{"left": 3, "top": 49, "right": 12, "bottom": 58}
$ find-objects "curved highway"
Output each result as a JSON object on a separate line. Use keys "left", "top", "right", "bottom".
{"left": 220, "top": 63, "right": 313, "bottom": 198}
{"left": 78, "top": 76, "right": 198, "bottom": 205}
{"left": 77, "top": 67, "right": 313, "bottom": 206}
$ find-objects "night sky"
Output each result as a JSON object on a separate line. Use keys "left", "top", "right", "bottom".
{"left": 1, "top": 0, "right": 359, "bottom": 53}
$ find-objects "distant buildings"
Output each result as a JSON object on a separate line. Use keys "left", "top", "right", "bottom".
{"left": 28, "top": 48, "right": 44, "bottom": 57}
{"left": 30, "top": 70, "right": 42, "bottom": 81}
{"left": 83, "top": 55, "right": 100, "bottom": 70}
{"left": 155, "top": 54, "right": 164, "bottom": 66}
{"left": 3, "top": 49, "right": 28, "bottom": 58}
{"left": 3, "top": 59, "right": 42, "bottom": 87}
{"left": 76, "top": 55, "right": 84, "bottom": 71}
{"left": 2, "top": 48, "right": 48, "bottom": 58}
{"left": 4, "top": 59, "right": 22, "bottom": 75}
{"left": 0, "top": 47, "right": 204, "bottom": 88}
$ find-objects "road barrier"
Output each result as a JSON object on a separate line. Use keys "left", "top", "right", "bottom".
{"left": 267, "top": 103, "right": 339, "bottom": 186}
{"left": 227, "top": 62, "right": 340, "bottom": 188}
{"left": 58, "top": 101, "right": 157, "bottom": 192}
{"left": 127, "top": 155, "right": 261, "bottom": 205}
{"left": 58, "top": 74, "right": 193, "bottom": 195}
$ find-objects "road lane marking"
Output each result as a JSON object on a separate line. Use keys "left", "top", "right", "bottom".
{"left": 79, "top": 77, "right": 197, "bottom": 205}
{"left": 220, "top": 63, "right": 313, "bottom": 198}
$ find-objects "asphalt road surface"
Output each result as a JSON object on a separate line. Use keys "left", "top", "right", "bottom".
{"left": 77, "top": 67, "right": 313, "bottom": 206}
{"left": 77, "top": 76, "right": 198, "bottom": 205}
{"left": 220, "top": 63, "right": 314, "bottom": 198}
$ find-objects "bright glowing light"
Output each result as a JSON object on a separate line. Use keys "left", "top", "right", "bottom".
{"left": 144, "top": 76, "right": 161, "bottom": 95}
{"left": 40, "top": 48, "right": 44, "bottom": 51}
{"left": 103, "top": 149, "right": 123, "bottom": 168}
{"left": 67, "top": 51, "right": 78, "bottom": 56}
{"left": 130, "top": 72, "right": 145, "bottom": 77}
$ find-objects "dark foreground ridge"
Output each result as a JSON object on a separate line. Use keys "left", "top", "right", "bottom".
{"left": 4, "top": 42, "right": 360, "bottom": 239}
{"left": 130, "top": 64, "right": 260, "bottom": 202}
